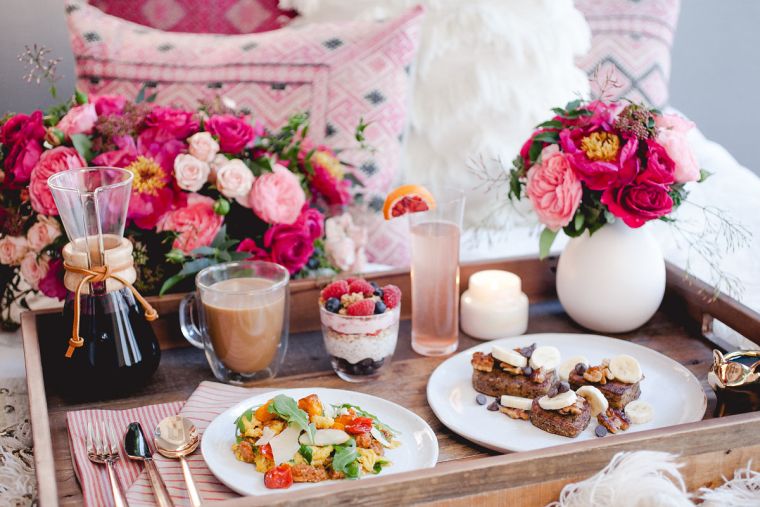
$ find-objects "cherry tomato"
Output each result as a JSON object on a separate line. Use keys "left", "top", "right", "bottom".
{"left": 264, "top": 464, "right": 293, "bottom": 489}
{"left": 259, "top": 443, "right": 273, "bottom": 460}
{"left": 344, "top": 417, "right": 373, "bottom": 435}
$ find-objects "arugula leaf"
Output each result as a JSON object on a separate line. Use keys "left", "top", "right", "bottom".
{"left": 332, "top": 438, "right": 358, "bottom": 476}
{"left": 345, "top": 461, "right": 360, "bottom": 479}
{"left": 373, "top": 456, "right": 391, "bottom": 474}
{"left": 268, "top": 394, "right": 316, "bottom": 442}
{"left": 298, "top": 445, "right": 313, "bottom": 464}
{"left": 234, "top": 408, "right": 254, "bottom": 435}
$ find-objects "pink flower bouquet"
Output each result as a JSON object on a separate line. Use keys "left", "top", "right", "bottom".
{"left": 0, "top": 90, "right": 364, "bottom": 327}
{"left": 509, "top": 99, "right": 708, "bottom": 257}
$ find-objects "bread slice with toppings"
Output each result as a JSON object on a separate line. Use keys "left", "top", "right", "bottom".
{"left": 529, "top": 396, "right": 591, "bottom": 438}
{"left": 471, "top": 351, "right": 557, "bottom": 398}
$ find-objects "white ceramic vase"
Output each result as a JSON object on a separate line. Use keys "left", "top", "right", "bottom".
{"left": 556, "top": 220, "right": 665, "bottom": 333}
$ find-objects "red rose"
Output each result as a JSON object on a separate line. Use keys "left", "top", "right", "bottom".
{"left": 140, "top": 106, "right": 198, "bottom": 144}
{"left": 206, "top": 114, "right": 256, "bottom": 154}
{"left": 1, "top": 111, "right": 46, "bottom": 186}
{"left": 94, "top": 95, "right": 127, "bottom": 116}
{"left": 636, "top": 139, "right": 675, "bottom": 185}
{"left": 601, "top": 181, "right": 674, "bottom": 228}
{"left": 263, "top": 207, "right": 324, "bottom": 274}
{"left": 39, "top": 257, "right": 67, "bottom": 300}
{"left": 236, "top": 238, "right": 271, "bottom": 261}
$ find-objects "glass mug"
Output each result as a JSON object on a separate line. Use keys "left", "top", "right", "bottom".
{"left": 179, "top": 261, "right": 289, "bottom": 384}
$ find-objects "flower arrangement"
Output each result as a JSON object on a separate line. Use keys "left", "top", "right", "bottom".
{"left": 0, "top": 89, "right": 365, "bottom": 328}
{"left": 508, "top": 99, "right": 710, "bottom": 258}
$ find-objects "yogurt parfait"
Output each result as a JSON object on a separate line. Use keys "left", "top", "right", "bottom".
{"left": 318, "top": 278, "right": 401, "bottom": 382}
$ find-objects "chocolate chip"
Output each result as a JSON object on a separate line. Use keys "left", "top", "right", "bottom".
{"left": 522, "top": 366, "right": 533, "bottom": 376}
{"left": 557, "top": 381, "right": 570, "bottom": 393}
{"left": 476, "top": 394, "right": 487, "bottom": 405}
{"left": 574, "top": 362, "right": 588, "bottom": 375}
{"left": 595, "top": 425, "right": 608, "bottom": 438}
{"left": 519, "top": 343, "right": 537, "bottom": 358}
{"left": 487, "top": 401, "right": 500, "bottom": 411}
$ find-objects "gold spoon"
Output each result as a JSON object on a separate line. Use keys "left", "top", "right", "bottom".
{"left": 154, "top": 416, "right": 202, "bottom": 507}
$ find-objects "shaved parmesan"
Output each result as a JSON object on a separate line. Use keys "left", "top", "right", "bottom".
{"left": 254, "top": 426, "right": 277, "bottom": 447}
{"left": 370, "top": 426, "right": 392, "bottom": 448}
{"left": 269, "top": 425, "right": 302, "bottom": 465}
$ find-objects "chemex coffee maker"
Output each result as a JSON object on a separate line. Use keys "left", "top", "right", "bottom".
{"left": 709, "top": 349, "right": 760, "bottom": 416}
{"left": 48, "top": 167, "right": 160, "bottom": 398}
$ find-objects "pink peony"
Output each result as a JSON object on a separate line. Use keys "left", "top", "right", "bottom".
{"left": 92, "top": 135, "right": 184, "bottom": 229}
{"left": 216, "top": 159, "right": 254, "bottom": 199}
{"left": 601, "top": 181, "right": 674, "bottom": 228}
{"left": 56, "top": 103, "right": 97, "bottom": 137}
{"left": 173, "top": 154, "right": 210, "bottom": 192}
{"left": 236, "top": 238, "right": 271, "bottom": 261}
{"left": 39, "top": 257, "right": 66, "bottom": 300}
{"left": 29, "top": 147, "right": 86, "bottom": 215}
{"left": 305, "top": 146, "right": 351, "bottom": 206}
{"left": 140, "top": 106, "right": 199, "bottom": 144}
{"left": 187, "top": 132, "right": 220, "bottom": 162}
{"left": 0, "top": 110, "right": 46, "bottom": 186}
{"left": 26, "top": 216, "right": 62, "bottom": 251}
{"left": 656, "top": 114, "right": 700, "bottom": 183}
{"left": 94, "top": 95, "right": 127, "bottom": 116}
{"left": 205, "top": 114, "right": 256, "bottom": 154}
{"left": 637, "top": 139, "right": 675, "bottom": 185}
{"left": 249, "top": 165, "right": 306, "bottom": 225}
{"left": 559, "top": 128, "right": 621, "bottom": 190}
{"left": 156, "top": 193, "right": 223, "bottom": 253}
{"left": 263, "top": 206, "right": 324, "bottom": 274}
{"left": 0, "top": 236, "right": 29, "bottom": 266}
{"left": 20, "top": 252, "right": 49, "bottom": 290}
{"left": 525, "top": 145, "right": 583, "bottom": 231}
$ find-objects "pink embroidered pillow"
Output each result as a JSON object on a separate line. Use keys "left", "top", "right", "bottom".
{"left": 88, "top": 0, "right": 294, "bottom": 34}
{"left": 575, "top": 0, "right": 681, "bottom": 108}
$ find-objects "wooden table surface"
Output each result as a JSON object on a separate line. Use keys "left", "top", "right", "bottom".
{"left": 37, "top": 297, "right": 718, "bottom": 505}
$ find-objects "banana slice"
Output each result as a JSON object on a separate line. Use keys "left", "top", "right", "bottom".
{"left": 576, "top": 385, "right": 608, "bottom": 416}
{"left": 500, "top": 395, "right": 533, "bottom": 411}
{"left": 608, "top": 355, "right": 643, "bottom": 384}
{"left": 538, "top": 390, "right": 577, "bottom": 410}
{"left": 529, "top": 346, "right": 561, "bottom": 371}
{"left": 492, "top": 345, "right": 527, "bottom": 368}
{"left": 624, "top": 400, "right": 654, "bottom": 424}
{"left": 558, "top": 355, "right": 588, "bottom": 381}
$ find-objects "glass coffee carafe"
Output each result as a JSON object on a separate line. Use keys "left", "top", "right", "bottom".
{"left": 48, "top": 167, "right": 160, "bottom": 399}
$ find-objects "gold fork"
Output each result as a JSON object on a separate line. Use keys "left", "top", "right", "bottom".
{"left": 87, "top": 420, "right": 129, "bottom": 507}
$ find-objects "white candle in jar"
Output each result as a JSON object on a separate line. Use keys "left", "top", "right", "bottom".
{"left": 460, "top": 270, "right": 529, "bottom": 340}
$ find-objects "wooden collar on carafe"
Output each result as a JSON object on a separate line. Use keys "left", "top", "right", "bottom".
{"left": 61, "top": 235, "right": 158, "bottom": 358}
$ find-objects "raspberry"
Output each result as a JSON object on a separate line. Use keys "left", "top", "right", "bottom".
{"left": 347, "top": 299, "right": 375, "bottom": 316}
{"left": 348, "top": 279, "right": 375, "bottom": 296}
{"left": 382, "top": 285, "right": 401, "bottom": 309}
{"left": 321, "top": 280, "right": 349, "bottom": 301}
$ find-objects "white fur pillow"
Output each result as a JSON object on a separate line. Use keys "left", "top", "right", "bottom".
{"left": 282, "top": 0, "right": 591, "bottom": 227}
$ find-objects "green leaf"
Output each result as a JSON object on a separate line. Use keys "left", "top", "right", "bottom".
{"left": 210, "top": 225, "right": 227, "bottom": 249}
{"left": 159, "top": 273, "right": 186, "bottom": 295}
{"left": 70, "top": 134, "right": 93, "bottom": 162}
{"left": 539, "top": 227, "right": 558, "bottom": 260}
{"left": 235, "top": 408, "right": 254, "bottom": 435}
{"left": 551, "top": 107, "right": 566, "bottom": 116}
{"left": 135, "top": 84, "right": 147, "bottom": 104}
{"left": 345, "top": 461, "right": 360, "bottom": 479}
{"left": 528, "top": 140, "right": 543, "bottom": 163}
{"left": 699, "top": 169, "right": 712, "bottom": 183}
{"left": 574, "top": 212, "right": 584, "bottom": 231}
{"left": 190, "top": 246, "right": 217, "bottom": 257}
{"left": 165, "top": 248, "right": 186, "bottom": 264}
{"left": 145, "top": 92, "right": 158, "bottom": 103}
{"left": 532, "top": 131, "right": 560, "bottom": 144}
{"left": 268, "top": 394, "right": 315, "bottom": 442}
{"left": 179, "top": 257, "right": 213, "bottom": 276}
{"left": 334, "top": 404, "right": 399, "bottom": 435}
{"left": 332, "top": 438, "right": 358, "bottom": 476}
{"left": 299, "top": 445, "right": 313, "bottom": 464}
{"left": 535, "top": 119, "right": 563, "bottom": 130}
{"left": 229, "top": 251, "right": 251, "bottom": 261}
{"left": 565, "top": 98, "right": 582, "bottom": 111}
{"left": 74, "top": 89, "right": 88, "bottom": 104}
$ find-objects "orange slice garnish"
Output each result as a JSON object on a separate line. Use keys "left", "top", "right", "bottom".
{"left": 382, "top": 184, "right": 436, "bottom": 220}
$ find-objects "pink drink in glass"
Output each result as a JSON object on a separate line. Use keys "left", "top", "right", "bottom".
{"left": 410, "top": 189, "right": 465, "bottom": 356}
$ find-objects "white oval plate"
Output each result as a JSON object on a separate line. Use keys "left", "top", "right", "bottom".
{"left": 427, "top": 333, "right": 706, "bottom": 453}
{"left": 202, "top": 387, "right": 439, "bottom": 496}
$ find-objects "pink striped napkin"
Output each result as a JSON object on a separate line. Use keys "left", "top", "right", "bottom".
{"left": 67, "top": 381, "right": 272, "bottom": 506}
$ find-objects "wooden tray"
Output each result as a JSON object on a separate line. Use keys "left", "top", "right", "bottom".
{"left": 21, "top": 257, "right": 760, "bottom": 506}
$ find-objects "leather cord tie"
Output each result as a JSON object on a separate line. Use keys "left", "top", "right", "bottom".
{"left": 62, "top": 262, "right": 158, "bottom": 358}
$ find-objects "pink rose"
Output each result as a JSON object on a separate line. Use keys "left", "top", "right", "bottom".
{"left": 264, "top": 207, "right": 325, "bottom": 274}
{"left": 656, "top": 114, "right": 699, "bottom": 183}
{"left": 156, "top": 193, "right": 223, "bottom": 253}
{"left": 206, "top": 114, "right": 256, "bottom": 154}
{"left": 39, "top": 257, "right": 66, "bottom": 300}
{"left": 94, "top": 95, "right": 126, "bottom": 116}
{"left": 29, "top": 147, "right": 86, "bottom": 215}
{"left": 140, "top": 106, "right": 199, "bottom": 144}
{"left": 173, "top": 154, "right": 210, "bottom": 192}
{"left": 601, "top": 181, "right": 674, "bottom": 228}
{"left": 249, "top": 165, "right": 306, "bottom": 224}
{"left": 26, "top": 216, "right": 62, "bottom": 251}
{"left": 0, "top": 236, "right": 29, "bottom": 265}
{"left": 216, "top": 159, "right": 254, "bottom": 200}
{"left": 20, "top": 252, "right": 49, "bottom": 290}
{"left": 56, "top": 103, "right": 97, "bottom": 137}
{"left": 236, "top": 238, "right": 271, "bottom": 261}
{"left": 0, "top": 110, "right": 46, "bottom": 186}
{"left": 525, "top": 145, "right": 583, "bottom": 231}
{"left": 188, "top": 132, "right": 220, "bottom": 162}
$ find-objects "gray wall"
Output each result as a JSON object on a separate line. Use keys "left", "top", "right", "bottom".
{"left": 0, "top": 0, "right": 758, "bottom": 174}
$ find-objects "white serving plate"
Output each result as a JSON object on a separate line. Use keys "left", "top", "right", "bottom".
{"left": 427, "top": 333, "right": 707, "bottom": 452}
{"left": 202, "top": 387, "right": 439, "bottom": 496}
